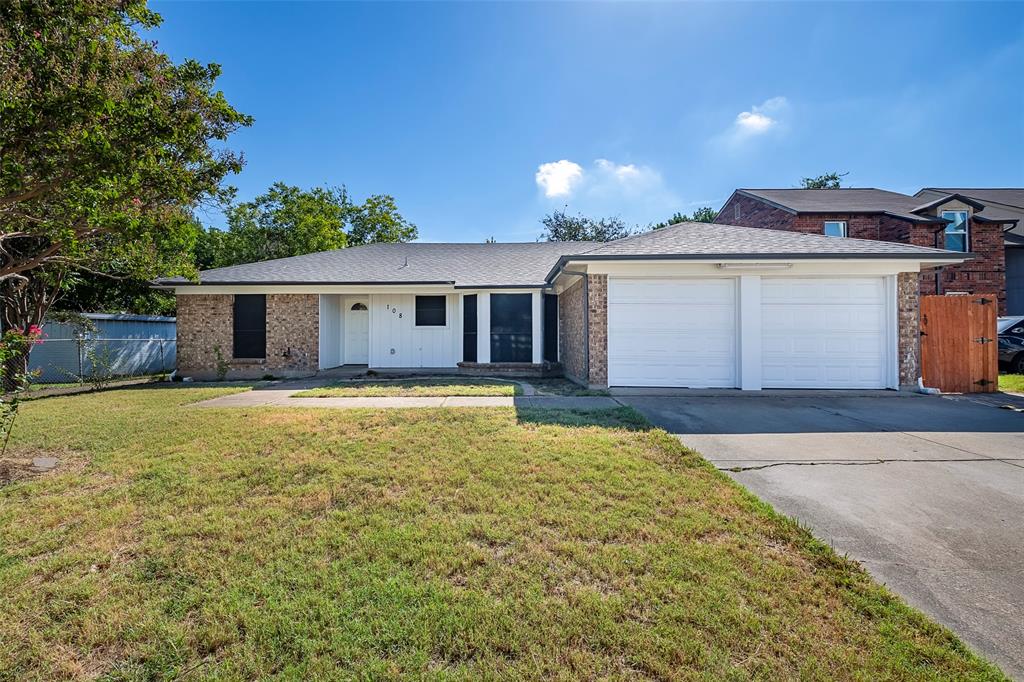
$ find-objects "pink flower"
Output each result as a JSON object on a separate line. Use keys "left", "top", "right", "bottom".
{"left": 131, "top": 197, "right": 143, "bottom": 207}
{"left": 32, "top": 30, "right": 41, "bottom": 39}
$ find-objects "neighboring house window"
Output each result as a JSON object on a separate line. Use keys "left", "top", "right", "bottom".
{"left": 823, "top": 221, "right": 847, "bottom": 238}
{"left": 233, "top": 294, "right": 266, "bottom": 359}
{"left": 942, "top": 210, "right": 969, "bottom": 251}
{"left": 415, "top": 295, "right": 446, "bottom": 326}
{"left": 734, "top": 203, "right": 741, "bottom": 220}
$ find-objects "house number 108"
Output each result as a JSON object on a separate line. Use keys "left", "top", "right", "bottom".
{"left": 386, "top": 304, "right": 402, "bottom": 318}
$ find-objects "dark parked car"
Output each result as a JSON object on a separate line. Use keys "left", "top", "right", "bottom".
{"left": 999, "top": 316, "right": 1024, "bottom": 374}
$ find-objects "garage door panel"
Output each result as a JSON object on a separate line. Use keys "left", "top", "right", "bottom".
{"left": 613, "top": 305, "right": 734, "bottom": 331}
{"left": 608, "top": 278, "right": 737, "bottom": 388}
{"left": 762, "top": 277, "right": 889, "bottom": 389}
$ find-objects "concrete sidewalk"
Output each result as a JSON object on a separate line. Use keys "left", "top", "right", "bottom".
{"left": 191, "top": 388, "right": 621, "bottom": 410}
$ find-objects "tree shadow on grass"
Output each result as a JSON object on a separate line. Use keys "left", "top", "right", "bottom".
{"left": 515, "top": 406, "right": 653, "bottom": 431}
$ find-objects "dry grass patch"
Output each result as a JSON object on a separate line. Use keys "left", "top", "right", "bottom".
{"left": 0, "top": 386, "right": 1007, "bottom": 680}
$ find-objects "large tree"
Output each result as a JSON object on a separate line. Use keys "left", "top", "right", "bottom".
{"left": 539, "top": 210, "right": 633, "bottom": 242}
{"left": 201, "top": 182, "right": 418, "bottom": 268}
{"left": 0, "top": 0, "right": 251, "bottom": 381}
{"left": 800, "top": 172, "right": 848, "bottom": 189}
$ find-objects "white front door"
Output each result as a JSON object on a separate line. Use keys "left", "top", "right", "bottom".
{"left": 344, "top": 299, "right": 369, "bottom": 364}
{"left": 607, "top": 277, "right": 738, "bottom": 388}
{"left": 761, "top": 277, "right": 888, "bottom": 388}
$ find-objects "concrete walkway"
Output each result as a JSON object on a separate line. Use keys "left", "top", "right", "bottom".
{"left": 192, "top": 387, "right": 621, "bottom": 410}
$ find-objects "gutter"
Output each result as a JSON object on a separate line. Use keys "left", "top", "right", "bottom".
{"left": 561, "top": 269, "right": 589, "bottom": 382}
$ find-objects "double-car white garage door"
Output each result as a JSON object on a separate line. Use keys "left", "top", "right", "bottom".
{"left": 607, "top": 277, "right": 891, "bottom": 389}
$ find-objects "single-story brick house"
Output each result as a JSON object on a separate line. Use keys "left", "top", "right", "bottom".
{"left": 157, "top": 222, "right": 966, "bottom": 390}
{"left": 715, "top": 188, "right": 1020, "bottom": 314}
{"left": 914, "top": 188, "right": 1024, "bottom": 315}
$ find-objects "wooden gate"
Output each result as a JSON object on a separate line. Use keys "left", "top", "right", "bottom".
{"left": 920, "top": 295, "right": 998, "bottom": 393}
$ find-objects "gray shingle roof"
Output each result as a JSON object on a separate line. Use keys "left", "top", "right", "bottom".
{"left": 161, "top": 223, "right": 968, "bottom": 290}
{"left": 915, "top": 188, "right": 1023, "bottom": 239}
{"left": 919, "top": 188, "right": 1024, "bottom": 210}
{"left": 570, "top": 221, "right": 965, "bottom": 259}
{"left": 161, "top": 241, "right": 595, "bottom": 288}
{"left": 737, "top": 188, "right": 947, "bottom": 223}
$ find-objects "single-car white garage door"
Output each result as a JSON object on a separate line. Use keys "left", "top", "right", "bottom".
{"left": 607, "top": 278, "right": 737, "bottom": 387}
{"left": 761, "top": 277, "right": 890, "bottom": 389}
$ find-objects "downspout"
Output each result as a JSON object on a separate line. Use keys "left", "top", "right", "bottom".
{"left": 562, "top": 270, "right": 589, "bottom": 383}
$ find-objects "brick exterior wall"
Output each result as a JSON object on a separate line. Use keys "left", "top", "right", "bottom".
{"left": 911, "top": 219, "right": 1006, "bottom": 313}
{"left": 558, "top": 279, "right": 586, "bottom": 383}
{"left": 716, "top": 193, "right": 795, "bottom": 230}
{"left": 176, "top": 293, "right": 319, "bottom": 379}
{"left": 718, "top": 193, "right": 1008, "bottom": 314}
{"left": 557, "top": 274, "right": 608, "bottom": 387}
{"left": 897, "top": 272, "right": 921, "bottom": 387}
{"left": 587, "top": 275, "right": 608, "bottom": 387}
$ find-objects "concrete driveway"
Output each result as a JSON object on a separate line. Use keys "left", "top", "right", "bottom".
{"left": 620, "top": 392, "right": 1024, "bottom": 679}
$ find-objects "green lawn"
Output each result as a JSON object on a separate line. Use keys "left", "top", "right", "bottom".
{"left": 999, "top": 374, "right": 1024, "bottom": 393}
{"left": 0, "top": 387, "right": 1006, "bottom": 680}
{"left": 294, "top": 377, "right": 522, "bottom": 397}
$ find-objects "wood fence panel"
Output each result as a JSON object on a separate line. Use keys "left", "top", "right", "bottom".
{"left": 920, "top": 294, "right": 998, "bottom": 393}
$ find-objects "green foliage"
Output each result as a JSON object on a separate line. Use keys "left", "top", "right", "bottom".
{"left": 800, "top": 171, "right": 849, "bottom": 189}
{"left": 199, "top": 182, "right": 418, "bottom": 268}
{"left": 81, "top": 343, "right": 117, "bottom": 391}
{"left": 540, "top": 209, "right": 633, "bottom": 242}
{"left": 0, "top": 0, "right": 250, "bottom": 325}
{"left": 212, "top": 345, "right": 230, "bottom": 381}
{"left": 650, "top": 206, "right": 719, "bottom": 229}
{"left": 0, "top": 325, "right": 43, "bottom": 456}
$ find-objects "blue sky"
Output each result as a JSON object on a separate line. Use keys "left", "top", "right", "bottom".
{"left": 150, "top": 1, "right": 1024, "bottom": 242}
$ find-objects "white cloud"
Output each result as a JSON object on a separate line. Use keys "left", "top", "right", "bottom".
{"left": 722, "top": 96, "right": 789, "bottom": 144}
{"left": 532, "top": 157, "right": 682, "bottom": 229}
{"left": 535, "top": 159, "right": 583, "bottom": 198}
{"left": 591, "top": 159, "right": 663, "bottom": 195}
{"left": 535, "top": 158, "right": 664, "bottom": 200}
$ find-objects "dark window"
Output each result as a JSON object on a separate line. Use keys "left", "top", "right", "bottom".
{"left": 490, "top": 293, "right": 532, "bottom": 362}
{"left": 350, "top": 302, "right": 367, "bottom": 311}
{"left": 233, "top": 294, "right": 266, "bottom": 359}
{"left": 463, "top": 294, "right": 477, "bottom": 362}
{"left": 543, "top": 294, "right": 558, "bottom": 363}
{"left": 415, "top": 295, "right": 446, "bottom": 326}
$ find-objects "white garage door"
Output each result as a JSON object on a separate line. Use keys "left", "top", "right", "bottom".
{"left": 762, "top": 277, "right": 890, "bottom": 389}
{"left": 607, "top": 278, "right": 737, "bottom": 387}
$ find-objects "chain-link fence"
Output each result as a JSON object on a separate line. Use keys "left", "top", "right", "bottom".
{"left": 30, "top": 314, "right": 176, "bottom": 383}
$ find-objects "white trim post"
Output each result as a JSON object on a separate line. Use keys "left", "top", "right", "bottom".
{"left": 531, "top": 291, "right": 543, "bottom": 364}
{"left": 477, "top": 292, "right": 490, "bottom": 363}
{"left": 738, "top": 275, "right": 762, "bottom": 390}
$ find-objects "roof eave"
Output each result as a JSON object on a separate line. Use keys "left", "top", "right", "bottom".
{"left": 734, "top": 189, "right": 799, "bottom": 214}
{"left": 156, "top": 279, "right": 458, "bottom": 288}
{"left": 546, "top": 252, "right": 971, "bottom": 281}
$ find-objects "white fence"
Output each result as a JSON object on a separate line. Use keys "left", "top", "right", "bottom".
{"left": 30, "top": 314, "right": 176, "bottom": 383}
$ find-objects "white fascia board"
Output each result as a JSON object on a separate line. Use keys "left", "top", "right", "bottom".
{"left": 574, "top": 259, "right": 934, "bottom": 277}
{"left": 174, "top": 284, "right": 459, "bottom": 295}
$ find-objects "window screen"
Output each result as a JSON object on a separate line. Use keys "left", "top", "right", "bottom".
{"left": 415, "top": 295, "right": 446, "bottom": 326}
{"left": 490, "top": 293, "right": 532, "bottom": 362}
{"left": 463, "top": 294, "right": 477, "bottom": 362}
{"left": 233, "top": 294, "right": 266, "bottom": 359}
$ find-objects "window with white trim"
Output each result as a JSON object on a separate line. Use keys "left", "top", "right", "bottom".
{"left": 823, "top": 220, "right": 847, "bottom": 238}
{"left": 942, "top": 210, "right": 969, "bottom": 252}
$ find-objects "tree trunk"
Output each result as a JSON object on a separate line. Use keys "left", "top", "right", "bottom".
{"left": 0, "top": 268, "right": 64, "bottom": 391}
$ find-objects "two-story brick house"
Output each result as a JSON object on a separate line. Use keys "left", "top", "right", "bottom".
{"left": 715, "top": 188, "right": 1019, "bottom": 313}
